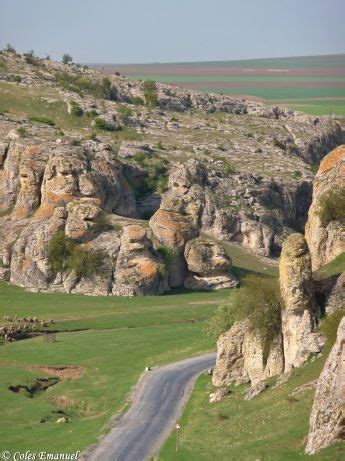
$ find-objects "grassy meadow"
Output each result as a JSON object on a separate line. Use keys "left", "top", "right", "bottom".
{"left": 0, "top": 235, "right": 280, "bottom": 454}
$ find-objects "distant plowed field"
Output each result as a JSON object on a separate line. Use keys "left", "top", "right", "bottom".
{"left": 93, "top": 54, "right": 345, "bottom": 116}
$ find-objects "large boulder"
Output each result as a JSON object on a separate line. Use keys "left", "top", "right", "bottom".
{"left": 279, "top": 233, "right": 323, "bottom": 371}
{"left": 305, "top": 145, "right": 345, "bottom": 271}
{"left": 305, "top": 316, "right": 345, "bottom": 454}
{"left": 183, "top": 238, "right": 238, "bottom": 290}
{"left": 112, "top": 225, "right": 167, "bottom": 296}
{"left": 212, "top": 320, "right": 284, "bottom": 387}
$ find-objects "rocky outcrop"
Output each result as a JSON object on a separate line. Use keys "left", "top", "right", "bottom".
{"left": 305, "top": 145, "right": 345, "bottom": 271}
{"left": 325, "top": 273, "right": 345, "bottom": 315}
{"left": 212, "top": 320, "right": 284, "bottom": 387}
{"left": 305, "top": 316, "right": 345, "bottom": 454}
{"left": 149, "top": 165, "right": 204, "bottom": 286}
{"left": 279, "top": 233, "right": 323, "bottom": 371}
{"left": 10, "top": 207, "right": 66, "bottom": 289}
{"left": 184, "top": 238, "right": 237, "bottom": 290}
{"left": 112, "top": 225, "right": 167, "bottom": 296}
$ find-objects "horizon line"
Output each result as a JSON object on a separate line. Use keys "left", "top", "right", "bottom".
{"left": 84, "top": 52, "right": 345, "bottom": 67}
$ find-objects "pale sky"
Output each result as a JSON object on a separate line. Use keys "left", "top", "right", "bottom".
{"left": 0, "top": 0, "right": 344, "bottom": 63}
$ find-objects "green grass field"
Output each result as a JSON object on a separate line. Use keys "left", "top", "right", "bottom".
{"left": 158, "top": 311, "right": 344, "bottom": 461}
{"left": 106, "top": 54, "right": 345, "bottom": 116}
{"left": 0, "top": 240, "right": 279, "bottom": 454}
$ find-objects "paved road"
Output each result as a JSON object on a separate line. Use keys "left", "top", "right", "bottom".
{"left": 85, "top": 353, "right": 216, "bottom": 461}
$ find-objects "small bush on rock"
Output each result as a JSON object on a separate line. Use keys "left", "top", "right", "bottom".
{"left": 205, "top": 275, "right": 281, "bottom": 350}
{"left": 318, "top": 189, "right": 345, "bottom": 226}
{"left": 29, "top": 115, "right": 55, "bottom": 126}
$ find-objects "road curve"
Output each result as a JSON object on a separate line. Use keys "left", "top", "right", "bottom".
{"left": 85, "top": 352, "right": 216, "bottom": 461}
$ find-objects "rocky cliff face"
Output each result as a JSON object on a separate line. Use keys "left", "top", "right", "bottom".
{"left": 305, "top": 145, "right": 345, "bottom": 271}
{"left": 212, "top": 320, "right": 284, "bottom": 387}
{"left": 279, "top": 233, "right": 324, "bottom": 371}
{"left": 306, "top": 316, "right": 345, "bottom": 454}
{"left": 0, "top": 52, "right": 343, "bottom": 295}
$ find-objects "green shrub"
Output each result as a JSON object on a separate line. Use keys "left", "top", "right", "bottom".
{"left": 48, "top": 231, "right": 73, "bottom": 274}
{"left": 24, "top": 50, "right": 38, "bottom": 66}
{"left": 130, "top": 96, "right": 144, "bottom": 105}
{"left": 85, "top": 109, "right": 98, "bottom": 117}
{"left": 157, "top": 265, "right": 168, "bottom": 279}
{"left": 318, "top": 189, "right": 345, "bottom": 226}
{"left": 55, "top": 73, "right": 117, "bottom": 101}
{"left": 273, "top": 138, "right": 286, "bottom": 150}
{"left": 117, "top": 104, "right": 133, "bottom": 121}
{"left": 29, "top": 115, "right": 55, "bottom": 126}
{"left": 69, "top": 101, "right": 83, "bottom": 117}
{"left": 93, "top": 117, "right": 116, "bottom": 131}
{"left": 67, "top": 246, "right": 104, "bottom": 278}
{"left": 16, "top": 127, "right": 27, "bottom": 137}
{"left": 156, "top": 245, "right": 175, "bottom": 267}
{"left": 292, "top": 170, "right": 302, "bottom": 179}
{"left": 310, "top": 163, "right": 319, "bottom": 175}
{"left": 48, "top": 231, "right": 104, "bottom": 277}
{"left": 62, "top": 53, "right": 73, "bottom": 64}
{"left": 7, "top": 75, "right": 22, "bottom": 83}
{"left": 204, "top": 275, "right": 281, "bottom": 359}
{"left": 143, "top": 80, "right": 158, "bottom": 107}
{"left": 5, "top": 43, "right": 16, "bottom": 53}
{"left": 223, "top": 160, "right": 236, "bottom": 175}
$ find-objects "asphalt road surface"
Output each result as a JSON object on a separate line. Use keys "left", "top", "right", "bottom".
{"left": 86, "top": 352, "right": 216, "bottom": 461}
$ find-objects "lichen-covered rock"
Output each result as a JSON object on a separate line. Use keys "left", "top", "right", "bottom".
{"left": 113, "top": 225, "right": 167, "bottom": 296}
{"left": 325, "top": 272, "right": 345, "bottom": 315}
{"left": 279, "top": 233, "right": 323, "bottom": 371}
{"left": 10, "top": 207, "right": 66, "bottom": 289}
{"left": 212, "top": 320, "right": 284, "bottom": 387}
{"left": 209, "top": 387, "right": 231, "bottom": 403}
{"left": 183, "top": 237, "right": 237, "bottom": 290}
{"left": 149, "top": 180, "right": 201, "bottom": 287}
{"left": 65, "top": 200, "right": 102, "bottom": 242}
{"left": 243, "top": 381, "right": 268, "bottom": 400}
{"left": 184, "top": 238, "right": 231, "bottom": 274}
{"left": 37, "top": 147, "right": 99, "bottom": 219}
{"left": 71, "top": 230, "right": 120, "bottom": 296}
{"left": 305, "top": 145, "right": 345, "bottom": 270}
{"left": 305, "top": 316, "right": 345, "bottom": 454}
{"left": 184, "top": 272, "right": 238, "bottom": 290}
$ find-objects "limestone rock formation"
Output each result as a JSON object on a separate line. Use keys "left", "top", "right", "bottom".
{"left": 279, "top": 233, "right": 323, "bottom": 371}
{"left": 212, "top": 320, "right": 284, "bottom": 387}
{"left": 305, "top": 145, "right": 345, "bottom": 271}
{"left": 149, "top": 169, "right": 202, "bottom": 287}
{"left": 184, "top": 238, "right": 238, "bottom": 290}
{"left": 209, "top": 387, "right": 231, "bottom": 403}
{"left": 305, "top": 316, "right": 345, "bottom": 454}
{"left": 112, "top": 225, "right": 167, "bottom": 296}
{"left": 325, "top": 273, "right": 345, "bottom": 315}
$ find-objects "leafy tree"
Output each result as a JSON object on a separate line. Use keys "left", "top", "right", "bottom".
{"left": 62, "top": 53, "right": 73, "bottom": 64}
{"left": 143, "top": 80, "right": 158, "bottom": 107}
{"left": 5, "top": 43, "right": 16, "bottom": 53}
{"left": 204, "top": 275, "right": 281, "bottom": 354}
